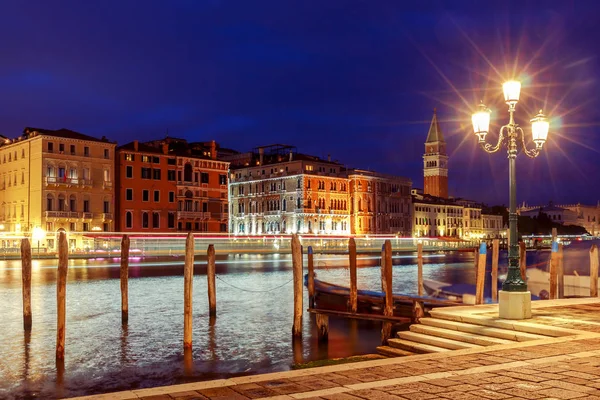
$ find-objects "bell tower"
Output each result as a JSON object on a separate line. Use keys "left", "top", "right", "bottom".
{"left": 423, "top": 108, "right": 448, "bottom": 198}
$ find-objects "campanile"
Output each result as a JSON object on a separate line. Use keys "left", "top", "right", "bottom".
{"left": 423, "top": 108, "right": 448, "bottom": 198}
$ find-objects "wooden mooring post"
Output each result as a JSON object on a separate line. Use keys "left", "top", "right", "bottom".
{"left": 120, "top": 235, "right": 130, "bottom": 325}
{"left": 549, "top": 241, "right": 559, "bottom": 300}
{"left": 519, "top": 241, "right": 527, "bottom": 282}
{"left": 381, "top": 240, "right": 393, "bottom": 345}
{"left": 292, "top": 234, "right": 303, "bottom": 337}
{"left": 56, "top": 232, "right": 68, "bottom": 360}
{"left": 307, "top": 246, "right": 315, "bottom": 308}
{"left": 21, "top": 238, "right": 32, "bottom": 330}
{"left": 491, "top": 239, "right": 499, "bottom": 302}
{"left": 558, "top": 243, "right": 564, "bottom": 299}
{"left": 207, "top": 244, "right": 216, "bottom": 317}
{"left": 183, "top": 232, "right": 194, "bottom": 349}
{"left": 349, "top": 237, "right": 357, "bottom": 313}
{"left": 380, "top": 244, "right": 386, "bottom": 292}
{"left": 417, "top": 242, "right": 423, "bottom": 296}
{"left": 475, "top": 242, "right": 486, "bottom": 305}
{"left": 590, "top": 244, "right": 599, "bottom": 297}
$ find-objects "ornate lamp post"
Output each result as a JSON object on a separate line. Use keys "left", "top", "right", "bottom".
{"left": 471, "top": 80, "right": 550, "bottom": 319}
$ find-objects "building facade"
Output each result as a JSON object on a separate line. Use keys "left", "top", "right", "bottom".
{"left": 423, "top": 109, "right": 448, "bottom": 198}
{"left": 519, "top": 202, "right": 600, "bottom": 235}
{"left": 0, "top": 128, "right": 115, "bottom": 251}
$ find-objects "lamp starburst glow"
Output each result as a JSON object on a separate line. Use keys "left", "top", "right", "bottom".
{"left": 470, "top": 79, "right": 551, "bottom": 320}
{"left": 472, "top": 102, "right": 491, "bottom": 142}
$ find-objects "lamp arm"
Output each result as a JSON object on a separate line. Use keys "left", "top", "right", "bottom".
{"left": 518, "top": 126, "right": 541, "bottom": 158}
{"left": 480, "top": 125, "right": 506, "bottom": 154}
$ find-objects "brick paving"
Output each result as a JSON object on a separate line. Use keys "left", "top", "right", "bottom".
{"left": 72, "top": 300, "right": 600, "bottom": 400}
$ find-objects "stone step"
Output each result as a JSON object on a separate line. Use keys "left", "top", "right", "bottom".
{"left": 376, "top": 346, "right": 416, "bottom": 358}
{"left": 420, "top": 317, "right": 547, "bottom": 342}
{"left": 410, "top": 324, "right": 514, "bottom": 346}
{"left": 387, "top": 338, "right": 451, "bottom": 354}
{"left": 397, "top": 331, "right": 482, "bottom": 350}
{"left": 428, "top": 310, "right": 572, "bottom": 337}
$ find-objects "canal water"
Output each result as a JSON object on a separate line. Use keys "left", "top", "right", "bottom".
{"left": 0, "top": 248, "right": 552, "bottom": 399}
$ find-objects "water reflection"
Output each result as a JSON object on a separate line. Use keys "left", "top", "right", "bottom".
{"left": 1, "top": 247, "right": 584, "bottom": 399}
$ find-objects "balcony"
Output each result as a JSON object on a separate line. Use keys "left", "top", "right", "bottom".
{"left": 45, "top": 211, "right": 76, "bottom": 219}
{"left": 46, "top": 176, "right": 78, "bottom": 187}
{"left": 83, "top": 212, "right": 93, "bottom": 219}
{"left": 103, "top": 181, "right": 113, "bottom": 190}
{"left": 177, "top": 211, "right": 209, "bottom": 219}
{"left": 265, "top": 210, "right": 281, "bottom": 216}
{"left": 79, "top": 179, "right": 93, "bottom": 188}
{"left": 102, "top": 213, "right": 113, "bottom": 221}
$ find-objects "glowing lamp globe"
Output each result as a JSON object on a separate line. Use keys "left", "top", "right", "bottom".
{"left": 472, "top": 103, "right": 491, "bottom": 142}
{"left": 531, "top": 110, "right": 549, "bottom": 149}
{"left": 503, "top": 80, "right": 521, "bottom": 105}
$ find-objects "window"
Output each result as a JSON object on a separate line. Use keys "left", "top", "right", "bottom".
{"left": 59, "top": 143, "right": 65, "bottom": 153}
{"left": 70, "top": 145, "right": 75, "bottom": 155}
{"left": 84, "top": 147, "right": 90, "bottom": 157}
{"left": 167, "top": 158, "right": 176, "bottom": 165}
{"left": 83, "top": 223, "right": 90, "bottom": 232}
{"left": 70, "top": 223, "right": 76, "bottom": 231}
{"left": 194, "top": 172, "right": 199, "bottom": 183}
{"left": 167, "top": 170, "right": 176, "bottom": 181}
{"left": 103, "top": 201, "right": 110, "bottom": 213}
{"left": 21, "top": 149, "right": 25, "bottom": 158}
{"left": 201, "top": 172, "right": 209, "bottom": 183}
{"left": 142, "top": 155, "right": 151, "bottom": 163}
{"left": 142, "top": 190, "right": 149, "bottom": 202}
{"left": 219, "top": 174, "right": 227, "bottom": 185}
{"left": 141, "top": 167, "right": 151, "bottom": 179}
{"left": 125, "top": 153, "right": 134, "bottom": 161}
{"left": 48, "top": 142, "right": 54, "bottom": 153}
{"left": 154, "top": 190, "right": 160, "bottom": 202}
{"left": 103, "top": 223, "right": 109, "bottom": 232}
{"left": 126, "top": 211, "right": 133, "bottom": 228}
{"left": 152, "top": 212, "right": 159, "bottom": 228}
{"left": 70, "top": 196, "right": 76, "bottom": 211}
{"left": 168, "top": 212, "right": 175, "bottom": 228}
{"left": 46, "top": 195, "right": 54, "bottom": 211}
{"left": 152, "top": 156, "right": 159, "bottom": 163}
{"left": 153, "top": 169, "right": 161, "bottom": 180}
{"left": 169, "top": 191, "right": 175, "bottom": 202}
{"left": 142, "top": 212, "right": 149, "bottom": 228}
{"left": 126, "top": 188, "right": 133, "bottom": 201}
{"left": 104, "top": 149, "right": 109, "bottom": 159}
{"left": 83, "top": 200, "right": 90, "bottom": 212}
{"left": 126, "top": 166, "right": 133, "bottom": 178}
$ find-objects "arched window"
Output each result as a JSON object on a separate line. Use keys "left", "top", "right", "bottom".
{"left": 46, "top": 194, "right": 54, "bottom": 211}
{"left": 69, "top": 195, "right": 77, "bottom": 211}
{"left": 142, "top": 212, "right": 149, "bottom": 228}
{"left": 184, "top": 163, "right": 193, "bottom": 182}
{"left": 126, "top": 211, "right": 133, "bottom": 228}
{"left": 282, "top": 199, "right": 286, "bottom": 211}
{"left": 58, "top": 194, "right": 66, "bottom": 211}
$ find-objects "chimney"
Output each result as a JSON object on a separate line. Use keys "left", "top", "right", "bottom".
{"left": 210, "top": 140, "right": 217, "bottom": 160}
{"left": 133, "top": 140, "right": 139, "bottom": 151}
{"left": 162, "top": 143, "right": 169, "bottom": 155}
{"left": 289, "top": 151, "right": 293, "bottom": 161}
{"left": 259, "top": 147, "right": 264, "bottom": 165}
{"left": 327, "top": 154, "right": 331, "bottom": 162}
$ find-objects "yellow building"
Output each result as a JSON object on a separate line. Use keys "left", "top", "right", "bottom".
{"left": 0, "top": 128, "right": 115, "bottom": 252}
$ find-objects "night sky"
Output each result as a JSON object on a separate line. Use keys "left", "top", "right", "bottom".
{"left": 0, "top": 0, "right": 598, "bottom": 206}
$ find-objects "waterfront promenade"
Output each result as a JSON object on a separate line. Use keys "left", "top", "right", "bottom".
{"left": 72, "top": 298, "right": 600, "bottom": 400}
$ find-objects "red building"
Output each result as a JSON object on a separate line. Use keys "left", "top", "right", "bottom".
{"left": 423, "top": 109, "right": 448, "bottom": 199}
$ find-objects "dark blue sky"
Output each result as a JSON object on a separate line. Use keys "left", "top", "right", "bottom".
{"left": 0, "top": 0, "right": 598, "bottom": 206}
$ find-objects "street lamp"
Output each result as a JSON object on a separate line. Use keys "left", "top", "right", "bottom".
{"left": 32, "top": 227, "right": 46, "bottom": 257}
{"left": 471, "top": 80, "right": 549, "bottom": 319}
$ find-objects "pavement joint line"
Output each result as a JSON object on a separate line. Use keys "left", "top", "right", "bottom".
{"left": 259, "top": 396, "right": 295, "bottom": 400}
{"left": 289, "top": 386, "right": 350, "bottom": 399}
{"left": 536, "top": 315, "right": 600, "bottom": 326}
{"left": 131, "top": 378, "right": 233, "bottom": 397}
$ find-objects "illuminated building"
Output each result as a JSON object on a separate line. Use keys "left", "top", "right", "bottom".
{"left": 423, "top": 109, "right": 448, "bottom": 198}
{"left": 0, "top": 127, "right": 115, "bottom": 250}
{"left": 142, "top": 138, "right": 229, "bottom": 232}
{"left": 519, "top": 202, "right": 600, "bottom": 235}
{"left": 226, "top": 145, "right": 412, "bottom": 235}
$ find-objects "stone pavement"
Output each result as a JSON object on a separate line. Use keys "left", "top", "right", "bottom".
{"left": 71, "top": 298, "right": 600, "bottom": 400}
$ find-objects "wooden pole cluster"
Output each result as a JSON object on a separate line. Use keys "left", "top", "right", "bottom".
{"left": 120, "top": 235, "right": 130, "bottom": 325}
{"left": 21, "top": 238, "right": 32, "bottom": 330}
{"left": 519, "top": 241, "right": 527, "bottom": 282}
{"left": 381, "top": 240, "right": 393, "bottom": 344}
{"left": 491, "top": 239, "right": 499, "bottom": 302}
{"left": 56, "top": 232, "right": 68, "bottom": 360}
{"left": 183, "top": 232, "right": 194, "bottom": 349}
{"left": 349, "top": 238, "right": 357, "bottom": 313}
{"left": 475, "top": 242, "right": 486, "bottom": 305}
{"left": 291, "top": 234, "right": 303, "bottom": 337}
{"left": 591, "top": 244, "right": 599, "bottom": 298}
{"left": 307, "top": 246, "right": 315, "bottom": 308}
{"left": 207, "top": 244, "right": 216, "bottom": 317}
{"left": 417, "top": 242, "right": 423, "bottom": 296}
{"left": 549, "top": 241, "right": 559, "bottom": 300}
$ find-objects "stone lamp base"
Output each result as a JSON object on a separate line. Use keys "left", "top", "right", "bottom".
{"left": 499, "top": 290, "right": 532, "bottom": 320}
